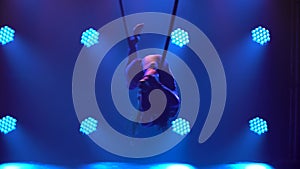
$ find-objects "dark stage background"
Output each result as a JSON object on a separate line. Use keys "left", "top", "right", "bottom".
{"left": 0, "top": 0, "right": 299, "bottom": 168}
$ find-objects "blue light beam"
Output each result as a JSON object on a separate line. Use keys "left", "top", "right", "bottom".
{"left": 0, "top": 116, "right": 17, "bottom": 134}
{"left": 80, "top": 28, "right": 99, "bottom": 47}
{"left": 249, "top": 117, "right": 268, "bottom": 135}
{"left": 0, "top": 26, "right": 15, "bottom": 45}
{"left": 171, "top": 28, "right": 190, "bottom": 47}
{"left": 251, "top": 26, "right": 271, "bottom": 45}
{"left": 80, "top": 117, "right": 98, "bottom": 135}
{"left": 172, "top": 118, "right": 191, "bottom": 136}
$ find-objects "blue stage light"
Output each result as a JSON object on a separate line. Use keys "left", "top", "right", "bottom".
{"left": 0, "top": 26, "right": 15, "bottom": 45}
{"left": 245, "top": 163, "right": 274, "bottom": 169}
{"left": 251, "top": 26, "right": 271, "bottom": 45}
{"left": 249, "top": 117, "right": 268, "bottom": 135}
{"left": 80, "top": 117, "right": 98, "bottom": 135}
{"left": 0, "top": 116, "right": 17, "bottom": 134}
{"left": 171, "top": 28, "right": 190, "bottom": 47}
{"left": 150, "top": 163, "right": 196, "bottom": 169}
{"left": 245, "top": 164, "right": 267, "bottom": 169}
{"left": 80, "top": 28, "right": 99, "bottom": 47}
{"left": 166, "top": 164, "right": 195, "bottom": 169}
{"left": 172, "top": 118, "right": 191, "bottom": 136}
{"left": 228, "top": 162, "right": 274, "bottom": 169}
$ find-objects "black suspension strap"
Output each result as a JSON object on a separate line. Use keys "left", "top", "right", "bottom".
{"left": 160, "top": 0, "right": 179, "bottom": 69}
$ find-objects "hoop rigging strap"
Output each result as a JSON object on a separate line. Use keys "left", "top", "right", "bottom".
{"left": 161, "top": 0, "right": 179, "bottom": 68}
{"left": 118, "top": 0, "right": 130, "bottom": 43}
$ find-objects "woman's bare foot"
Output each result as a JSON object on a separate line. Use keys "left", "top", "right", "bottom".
{"left": 133, "top": 23, "right": 144, "bottom": 35}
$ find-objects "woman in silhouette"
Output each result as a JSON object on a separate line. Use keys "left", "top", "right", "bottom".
{"left": 125, "top": 24, "right": 180, "bottom": 131}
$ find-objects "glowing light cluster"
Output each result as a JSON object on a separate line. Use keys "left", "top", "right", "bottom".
{"left": 171, "top": 28, "right": 190, "bottom": 47}
{"left": 81, "top": 28, "right": 99, "bottom": 47}
{"left": 0, "top": 116, "right": 17, "bottom": 134}
{"left": 80, "top": 117, "right": 98, "bottom": 135}
{"left": 0, "top": 26, "right": 15, "bottom": 45}
{"left": 172, "top": 118, "right": 191, "bottom": 136}
{"left": 251, "top": 26, "right": 271, "bottom": 45}
{"left": 249, "top": 117, "right": 268, "bottom": 135}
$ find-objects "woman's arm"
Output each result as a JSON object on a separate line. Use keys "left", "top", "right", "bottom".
{"left": 127, "top": 23, "right": 144, "bottom": 66}
{"left": 125, "top": 24, "right": 144, "bottom": 89}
